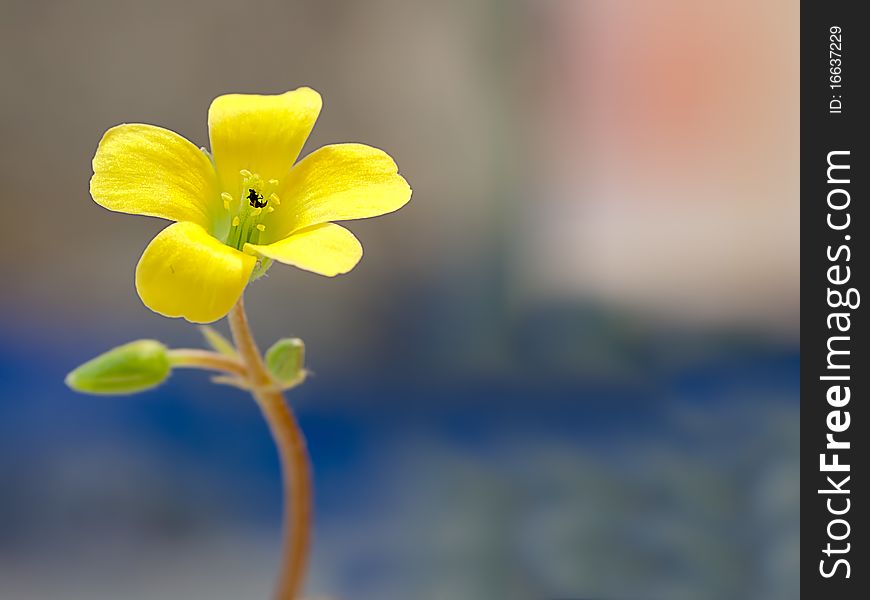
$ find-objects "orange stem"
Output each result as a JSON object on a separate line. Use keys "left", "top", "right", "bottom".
{"left": 167, "top": 348, "right": 247, "bottom": 378}
{"left": 227, "top": 296, "right": 312, "bottom": 600}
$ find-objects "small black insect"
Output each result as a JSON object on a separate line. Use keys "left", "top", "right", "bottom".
{"left": 247, "top": 188, "right": 268, "bottom": 208}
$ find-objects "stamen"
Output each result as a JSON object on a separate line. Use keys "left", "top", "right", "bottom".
{"left": 246, "top": 188, "right": 267, "bottom": 208}
{"left": 222, "top": 171, "right": 278, "bottom": 250}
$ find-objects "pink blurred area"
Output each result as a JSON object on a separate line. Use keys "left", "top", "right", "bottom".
{"left": 522, "top": 0, "right": 798, "bottom": 330}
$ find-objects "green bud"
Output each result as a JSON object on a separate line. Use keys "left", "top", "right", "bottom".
{"left": 265, "top": 338, "right": 305, "bottom": 384}
{"left": 65, "top": 340, "right": 171, "bottom": 395}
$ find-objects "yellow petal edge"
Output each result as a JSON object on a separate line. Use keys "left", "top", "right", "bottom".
{"left": 245, "top": 223, "right": 363, "bottom": 277}
{"left": 208, "top": 88, "right": 323, "bottom": 191}
{"left": 91, "top": 124, "right": 219, "bottom": 227}
{"left": 136, "top": 221, "right": 256, "bottom": 323}
{"left": 268, "top": 143, "right": 412, "bottom": 241}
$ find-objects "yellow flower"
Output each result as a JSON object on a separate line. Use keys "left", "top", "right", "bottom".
{"left": 90, "top": 88, "right": 411, "bottom": 323}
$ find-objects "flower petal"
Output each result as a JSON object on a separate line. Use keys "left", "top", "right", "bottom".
{"left": 268, "top": 143, "right": 412, "bottom": 240}
{"left": 91, "top": 124, "right": 220, "bottom": 228}
{"left": 245, "top": 223, "right": 363, "bottom": 277}
{"left": 208, "top": 88, "right": 322, "bottom": 190}
{"left": 136, "top": 222, "right": 256, "bottom": 323}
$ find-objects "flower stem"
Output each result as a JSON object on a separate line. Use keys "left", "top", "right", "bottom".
{"left": 167, "top": 349, "right": 247, "bottom": 378}
{"left": 227, "top": 296, "right": 312, "bottom": 600}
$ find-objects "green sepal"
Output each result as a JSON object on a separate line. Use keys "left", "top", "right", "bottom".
{"left": 265, "top": 338, "right": 305, "bottom": 385}
{"left": 250, "top": 257, "right": 274, "bottom": 281}
{"left": 65, "top": 340, "right": 171, "bottom": 395}
{"left": 200, "top": 325, "right": 237, "bottom": 357}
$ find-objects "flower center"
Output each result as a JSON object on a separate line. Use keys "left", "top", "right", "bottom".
{"left": 223, "top": 170, "right": 281, "bottom": 250}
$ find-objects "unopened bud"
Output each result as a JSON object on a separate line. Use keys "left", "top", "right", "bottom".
{"left": 265, "top": 338, "right": 305, "bottom": 385}
{"left": 65, "top": 340, "right": 171, "bottom": 395}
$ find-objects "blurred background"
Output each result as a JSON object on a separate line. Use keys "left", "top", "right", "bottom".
{"left": 0, "top": 1, "right": 798, "bottom": 599}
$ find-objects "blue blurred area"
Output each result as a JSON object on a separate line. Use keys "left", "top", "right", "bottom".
{"left": 0, "top": 307, "right": 798, "bottom": 600}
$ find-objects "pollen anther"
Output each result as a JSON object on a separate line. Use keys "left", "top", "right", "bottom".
{"left": 256, "top": 224, "right": 266, "bottom": 232}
